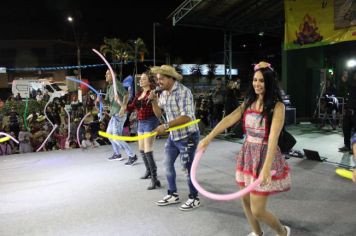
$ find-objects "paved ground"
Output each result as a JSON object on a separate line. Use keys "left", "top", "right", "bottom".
{"left": 1, "top": 130, "right": 356, "bottom": 236}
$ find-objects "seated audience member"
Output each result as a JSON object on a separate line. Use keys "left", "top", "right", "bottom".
{"left": 81, "top": 130, "right": 100, "bottom": 149}
{"left": 53, "top": 127, "right": 68, "bottom": 150}
{"left": 0, "top": 140, "right": 12, "bottom": 155}
{"left": 18, "top": 125, "right": 32, "bottom": 153}
{"left": 96, "top": 122, "right": 110, "bottom": 146}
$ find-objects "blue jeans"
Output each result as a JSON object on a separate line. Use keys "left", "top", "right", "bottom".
{"left": 164, "top": 132, "right": 200, "bottom": 198}
{"left": 138, "top": 116, "right": 159, "bottom": 133}
{"left": 106, "top": 114, "right": 134, "bottom": 157}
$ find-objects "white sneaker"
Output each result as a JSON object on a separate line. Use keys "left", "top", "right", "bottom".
{"left": 247, "top": 232, "right": 263, "bottom": 236}
{"left": 275, "top": 226, "right": 290, "bottom": 236}
{"left": 156, "top": 193, "right": 180, "bottom": 206}
{"left": 179, "top": 198, "right": 200, "bottom": 211}
{"left": 284, "top": 226, "right": 291, "bottom": 236}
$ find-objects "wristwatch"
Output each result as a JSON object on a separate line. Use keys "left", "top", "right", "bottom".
{"left": 163, "top": 123, "right": 170, "bottom": 130}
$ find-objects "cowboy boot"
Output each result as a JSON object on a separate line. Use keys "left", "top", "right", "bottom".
{"left": 145, "top": 151, "right": 161, "bottom": 190}
{"left": 140, "top": 150, "right": 151, "bottom": 179}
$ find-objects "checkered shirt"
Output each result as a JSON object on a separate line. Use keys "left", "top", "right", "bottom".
{"left": 158, "top": 81, "right": 199, "bottom": 141}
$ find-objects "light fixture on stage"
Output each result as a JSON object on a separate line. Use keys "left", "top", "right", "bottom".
{"left": 346, "top": 59, "right": 356, "bottom": 68}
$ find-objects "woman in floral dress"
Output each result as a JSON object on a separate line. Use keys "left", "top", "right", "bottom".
{"left": 198, "top": 62, "right": 291, "bottom": 236}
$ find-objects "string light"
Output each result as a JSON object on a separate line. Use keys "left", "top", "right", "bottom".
{"left": 5, "top": 59, "right": 153, "bottom": 72}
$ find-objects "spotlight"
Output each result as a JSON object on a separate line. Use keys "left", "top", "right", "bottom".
{"left": 346, "top": 59, "right": 356, "bottom": 68}
{"left": 258, "top": 32, "right": 264, "bottom": 36}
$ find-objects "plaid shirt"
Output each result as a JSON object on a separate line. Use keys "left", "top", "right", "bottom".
{"left": 127, "top": 90, "right": 156, "bottom": 120}
{"left": 158, "top": 81, "right": 199, "bottom": 141}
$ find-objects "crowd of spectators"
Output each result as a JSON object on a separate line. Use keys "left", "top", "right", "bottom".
{"left": 0, "top": 91, "right": 120, "bottom": 156}
{"left": 0, "top": 77, "right": 243, "bottom": 156}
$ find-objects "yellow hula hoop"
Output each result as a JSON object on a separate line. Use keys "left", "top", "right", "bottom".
{"left": 98, "top": 119, "right": 200, "bottom": 141}
{"left": 98, "top": 131, "right": 158, "bottom": 141}
{"left": 0, "top": 136, "right": 11, "bottom": 143}
{"left": 335, "top": 168, "right": 353, "bottom": 180}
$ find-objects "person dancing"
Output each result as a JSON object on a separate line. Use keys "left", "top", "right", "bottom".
{"left": 198, "top": 61, "right": 291, "bottom": 236}
{"left": 149, "top": 65, "right": 201, "bottom": 211}
{"left": 102, "top": 69, "right": 137, "bottom": 164}
{"left": 126, "top": 71, "right": 161, "bottom": 189}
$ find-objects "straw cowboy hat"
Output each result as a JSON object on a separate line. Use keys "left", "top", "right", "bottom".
{"left": 150, "top": 65, "right": 183, "bottom": 81}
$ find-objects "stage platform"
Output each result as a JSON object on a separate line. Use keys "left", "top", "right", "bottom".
{"left": 1, "top": 126, "right": 356, "bottom": 236}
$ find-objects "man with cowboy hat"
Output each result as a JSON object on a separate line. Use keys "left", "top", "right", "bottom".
{"left": 149, "top": 65, "right": 201, "bottom": 211}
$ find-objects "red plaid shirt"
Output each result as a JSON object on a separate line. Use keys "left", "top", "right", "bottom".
{"left": 127, "top": 90, "right": 157, "bottom": 120}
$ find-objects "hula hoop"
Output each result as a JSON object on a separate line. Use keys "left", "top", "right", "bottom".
{"left": 24, "top": 97, "right": 29, "bottom": 130}
{"left": 0, "top": 136, "right": 10, "bottom": 143}
{"left": 44, "top": 98, "right": 54, "bottom": 127}
{"left": 77, "top": 112, "right": 91, "bottom": 147}
{"left": 0, "top": 132, "right": 19, "bottom": 144}
{"left": 64, "top": 108, "right": 71, "bottom": 142}
{"left": 191, "top": 149, "right": 276, "bottom": 201}
{"left": 98, "top": 119, "right": 200, "bottom": 141}
{"left": 66, "top": 77, "right": 104, "bottom": 120}
{"left": 92, "top": 48, "right": 122, "bottom": 106}
{"left": 36, "top": 125, "right": 58, "bottom": 152}
{"left": 335, "top": 168, "right": 353, "bottom": 180}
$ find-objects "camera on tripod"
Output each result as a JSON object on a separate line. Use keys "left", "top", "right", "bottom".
{"left": 314, "top": 69, "right": 340, "bottom": 130}
{"left": 318, "top": 93, "right": 339, "bottom": 130}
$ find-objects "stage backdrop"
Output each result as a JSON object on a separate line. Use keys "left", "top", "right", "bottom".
{"left": 285, "top": 0, "right": 356, "bottom": 50}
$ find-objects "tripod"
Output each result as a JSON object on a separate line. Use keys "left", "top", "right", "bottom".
{"left": 318, "top": 95, "right": 338, "bottom": 130}
{"left": 313, "top": 78, "right": 326, "bottom": 120}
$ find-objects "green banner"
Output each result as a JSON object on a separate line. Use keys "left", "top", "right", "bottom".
{"left": 285, "top": 0, "right": 356, "bottom": 50}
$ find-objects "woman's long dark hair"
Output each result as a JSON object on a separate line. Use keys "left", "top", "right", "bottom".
{"left": 243, "top": 67, "right": 283, "bottom": 123}
{"left": 141, "top": 70, "right": 157, "bottom": 90}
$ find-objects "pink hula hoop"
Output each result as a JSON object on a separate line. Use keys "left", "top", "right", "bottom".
{"left": 191, "top": 149, "right": 276, "bottom": 201}
{"left": 92, "top": 49, "right": 122, "bottom": 106}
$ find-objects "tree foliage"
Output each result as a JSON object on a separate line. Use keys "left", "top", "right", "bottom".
{"left": 100, "top": 37, "right": 148, "bottom": 79}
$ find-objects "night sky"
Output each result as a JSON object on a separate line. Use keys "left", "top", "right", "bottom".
{"left": 2, "top": 0, "right": 181, "bottom": 40}
{"left": 1, "top": 0, "right": 227, "bottom": 62}
{"left": 1, "top": 0, "right": 282, "bottom": 74}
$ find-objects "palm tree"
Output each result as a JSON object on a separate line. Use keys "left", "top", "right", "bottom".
{"left": 100, "top": 37, "right": 129, "bottom": 80}
{"left": 127, "top": 38, "right": 148, "bottom": 76}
